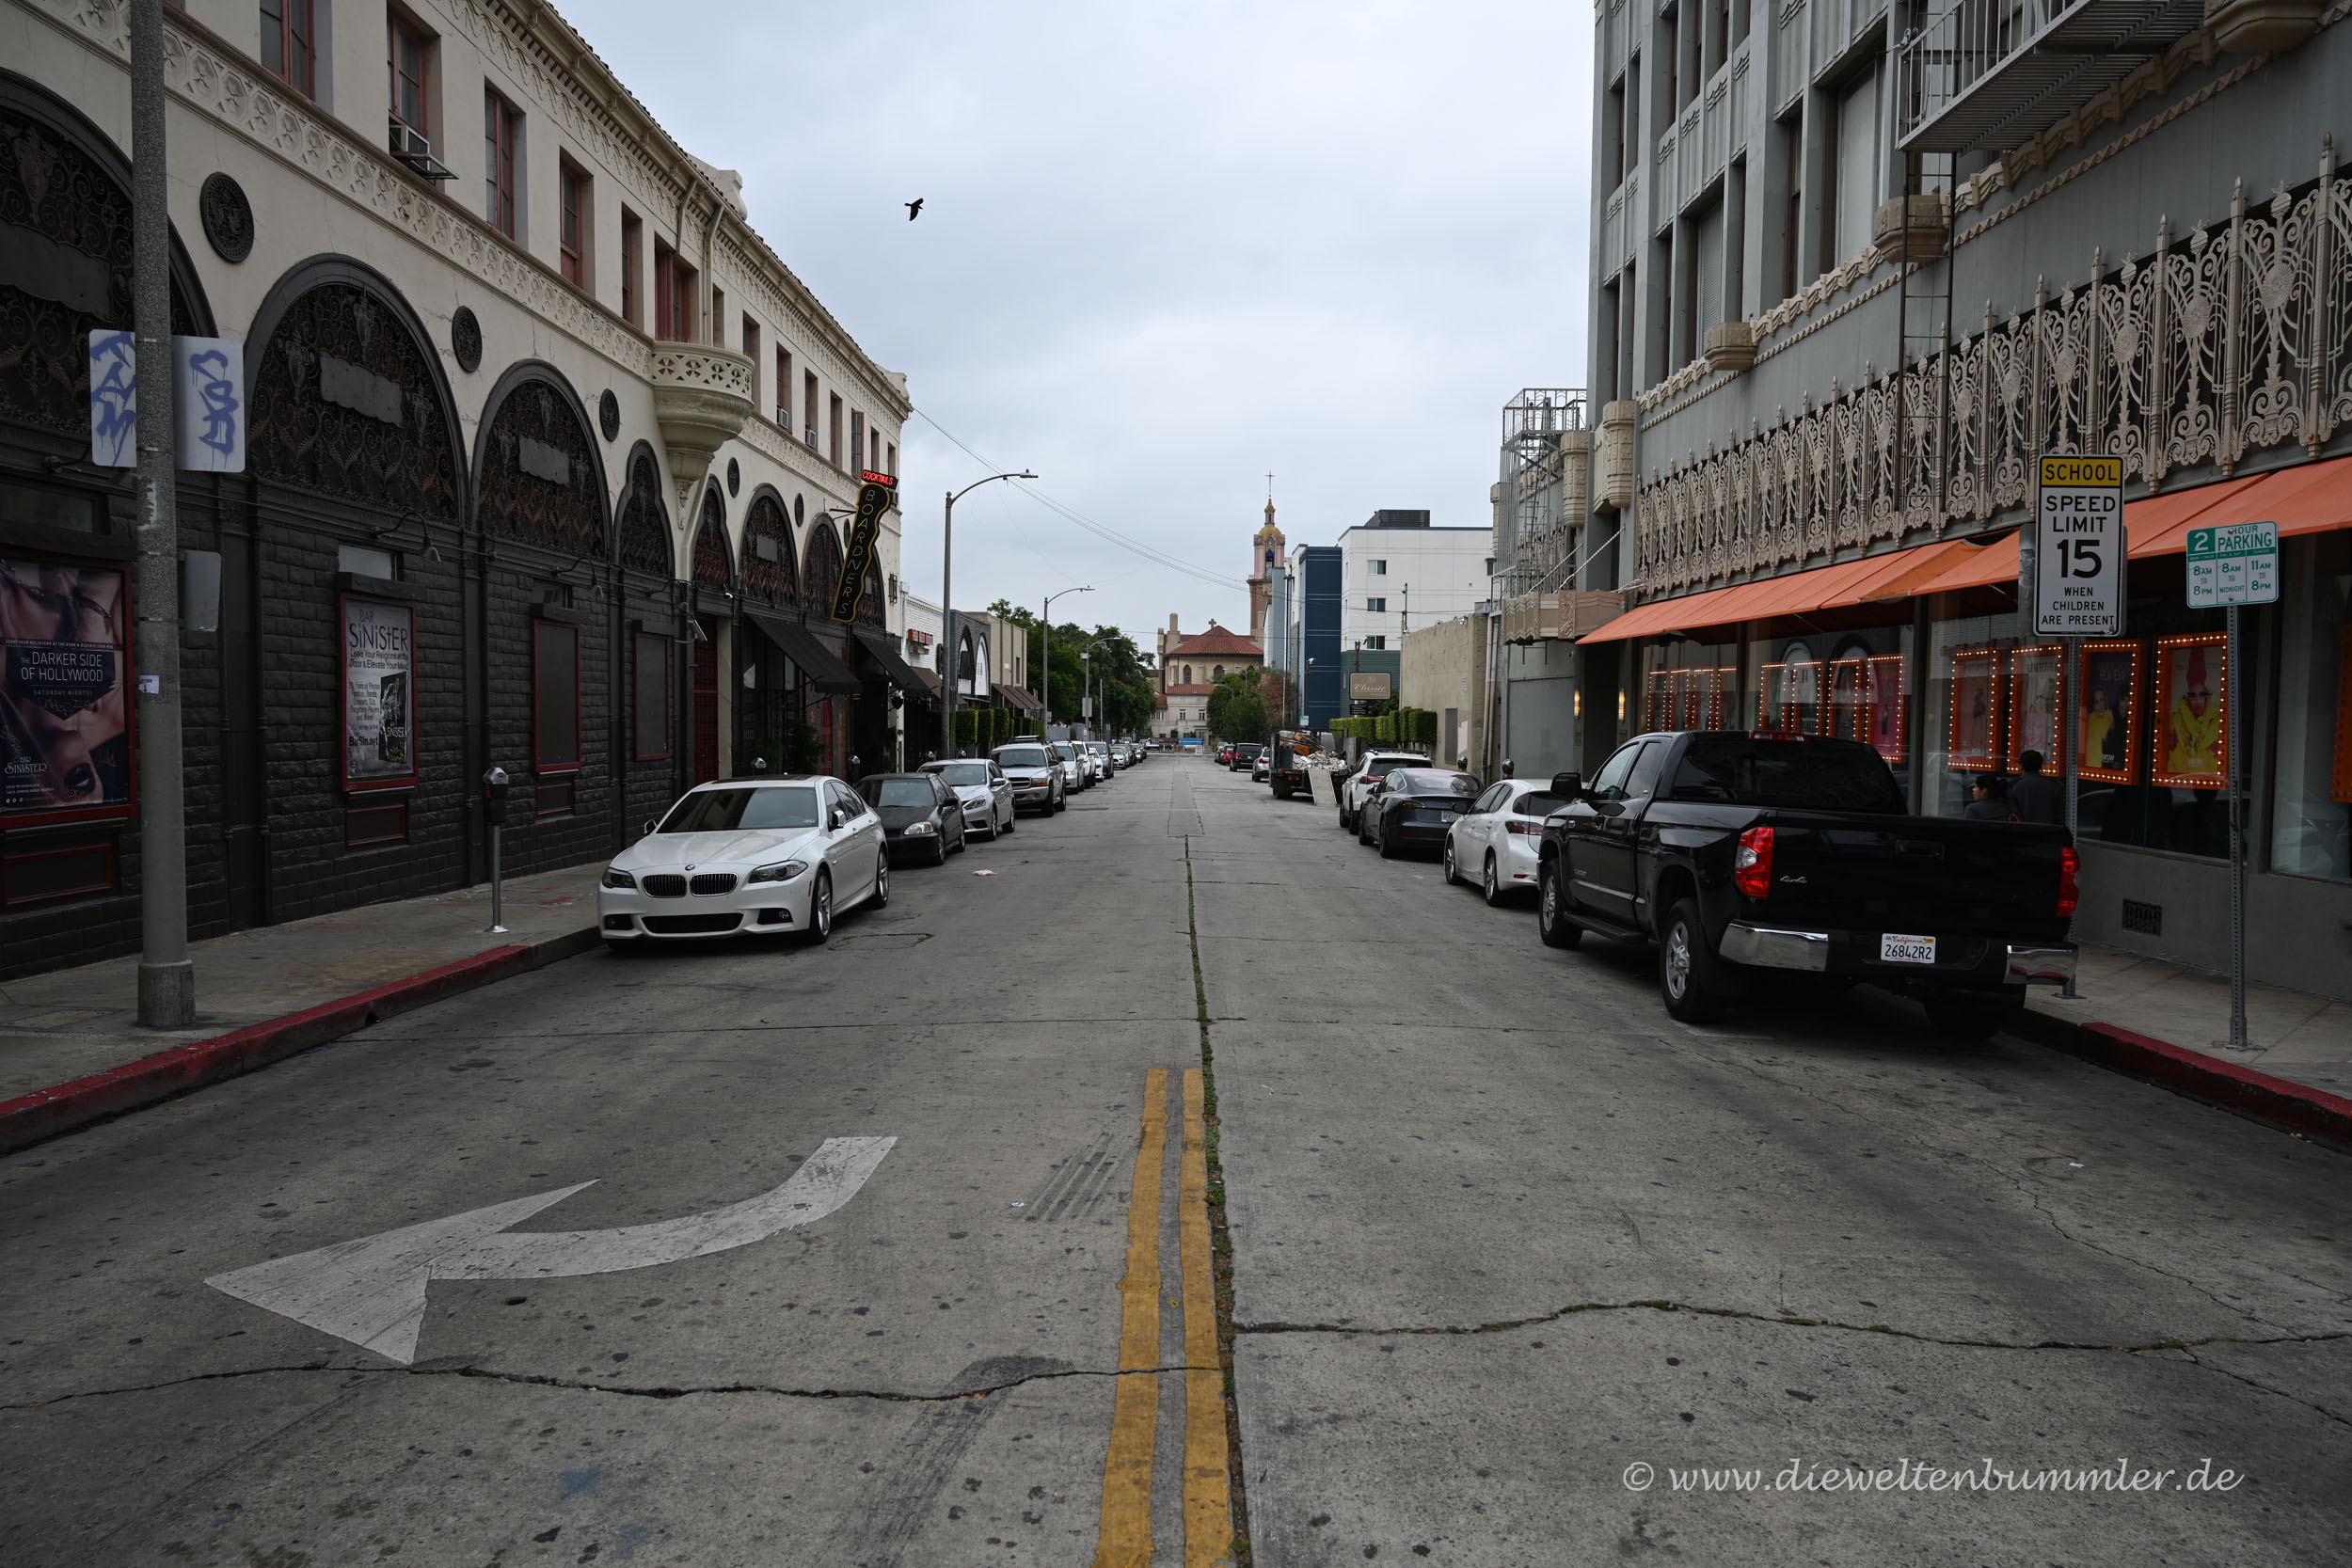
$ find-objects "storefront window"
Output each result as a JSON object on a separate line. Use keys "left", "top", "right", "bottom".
{"left": 2270, "top": 531, "right": 2351, "bottom": 880}
{"left": 1922, "top": 562, "right": 2245, "bottom": 857}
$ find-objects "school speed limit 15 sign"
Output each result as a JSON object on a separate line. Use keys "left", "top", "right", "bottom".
{"left": 2028, "top": 454, "right": 2124, "bottom": 636}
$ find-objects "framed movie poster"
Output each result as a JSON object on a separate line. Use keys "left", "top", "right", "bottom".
{"left": 1826, "top": 657, "right": 1867, "bottom": 741}
{"left": 2333, "top": 626, "right": 2352, "bottom": 804}
{"left": 2, "top": 555, "right": 133, "bottom": 826}
{"left": 342, "top": 594, "right": 418, "bottom": 791}
{"left": 2153, "top": 631, "right": 2228, "bottom": 789}
{"left": 2008, "top": 644, "right": 2067, "bottom": 769}
{"left": 1755, "top": 663, "right": 1784, "bottom": 729}
{"left": 2075, "top": 639, "right": 2143, "bottom": 785}
{"left": 1866, "top": 654, "right": 1907, "bottom": 763}
{"left": 1645, "top": 666, "right": 1673, "bottom": 731}
{"left": 1947, "top": 646, "right": 2000, "bottom": 771}
{"left": 1783, "top": 659, "right": 1825, "bottom": 735}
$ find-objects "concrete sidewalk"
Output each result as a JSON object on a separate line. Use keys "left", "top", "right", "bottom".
{"left": 0, "top": 863, "right": 602, "bottom": 1119}
{"left": 2026, "top": 940, "right": 2352, "bottom": 1099}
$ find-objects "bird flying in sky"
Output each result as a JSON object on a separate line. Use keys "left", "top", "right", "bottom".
{"left": 906, "top": 198, "right": 924, "bottom": 221}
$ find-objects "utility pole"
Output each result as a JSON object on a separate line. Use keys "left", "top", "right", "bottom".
{"left": 132, "top": 0, "right": 192, "bottom": 1027}
{"left": 1039, "top": 584, "right": 1092, "bottom": 737}
{"left": 940, "top": 470, "right": 1032, "bottom": 759}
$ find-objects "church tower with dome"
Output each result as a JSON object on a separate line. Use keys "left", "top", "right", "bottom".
{"left": 1248, "top": 491, "right": 1285, "bottom": 646}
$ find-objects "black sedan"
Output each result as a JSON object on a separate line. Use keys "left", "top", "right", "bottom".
{"left": 856, "top": 773, "right": 967, "bottom": 864}
{"left": 1360, "top": 767, "right": 1480, "bottom": 859}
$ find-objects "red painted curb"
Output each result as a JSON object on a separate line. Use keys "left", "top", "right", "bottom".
{"left": 0, "top": 933, "right": 594, "bottom": 1157}
{"left": 2027, "top": 1013, "right": 2352, "bottom": 1152}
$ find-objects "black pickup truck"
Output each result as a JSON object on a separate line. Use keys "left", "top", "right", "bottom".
{"left": 1534, "top": 731, "right": 2078, "bottom": 1036}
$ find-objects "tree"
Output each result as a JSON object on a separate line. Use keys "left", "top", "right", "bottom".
{"left": 987, "top": 602, "right": 1158, "bottom": 735}
{"left": 1206, "top": 669, "right": 1264, "bottom": 742}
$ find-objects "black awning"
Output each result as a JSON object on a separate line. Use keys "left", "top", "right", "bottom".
{"left": 743, "top": 608, "right": 859, "bottom": 694}
{"left": 850, "top": 624, "right": 929, "bottom": 693}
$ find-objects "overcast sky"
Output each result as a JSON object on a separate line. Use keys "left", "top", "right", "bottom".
{"left": 564, "top": 0, "right": 1592, "bottom": 653}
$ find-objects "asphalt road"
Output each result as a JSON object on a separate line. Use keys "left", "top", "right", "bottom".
{"left": 4, "top": 755, "right": 2349, "bottom": 1567}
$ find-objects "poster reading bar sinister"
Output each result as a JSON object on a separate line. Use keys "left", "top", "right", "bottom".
{"left": 342, "top": 595, "right": 417, "bottom": 789}
{"left": 2, "top": 557, "right": 132, "bottom": 823}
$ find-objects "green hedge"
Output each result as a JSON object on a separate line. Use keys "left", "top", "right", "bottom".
{"left": 1330, "top": 710, "right": 1437, "bottom": 750}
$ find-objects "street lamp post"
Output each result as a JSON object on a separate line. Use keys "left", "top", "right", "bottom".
{"left": 941, "top": 470, "right": 1034, "bottom": 760}
{"left": 1038, "top": 584, "right": 1092, "bottom": 737}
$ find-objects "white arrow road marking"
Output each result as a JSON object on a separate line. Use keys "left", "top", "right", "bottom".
{"left": 205, "top": 1136, "right": 896, "bottom": 1365}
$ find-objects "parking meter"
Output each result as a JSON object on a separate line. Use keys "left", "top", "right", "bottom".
{"left": 483, "top": 767, "right": 511, "bottom": 932}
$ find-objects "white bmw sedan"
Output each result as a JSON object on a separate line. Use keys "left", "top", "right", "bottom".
{"left": 598, "top": 775, "right": 888, "bottom": 948}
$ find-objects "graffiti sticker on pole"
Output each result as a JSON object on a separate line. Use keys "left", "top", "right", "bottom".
{"left": 830, "top": 470, "right": 896, "bottom": 624}
{"left": 2028, "top": 454, "right": 2124, "bottom": 637}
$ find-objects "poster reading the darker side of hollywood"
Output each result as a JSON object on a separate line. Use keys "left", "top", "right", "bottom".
{"left": 342, "top": 596, "right": 416, "bottom": 787}
{"left": 1, "top": 557, "right": 131, "bottom": 821}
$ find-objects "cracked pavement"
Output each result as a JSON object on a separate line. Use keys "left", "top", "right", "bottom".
{"left": 2, "top": 755, "right": 2349, "bottom": 1565}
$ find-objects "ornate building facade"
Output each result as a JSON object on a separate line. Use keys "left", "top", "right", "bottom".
{"left": 0, "top": 0, "right": 914, "bottom": 977}
{"left": 1568, "top": 0, "right": 2352, "bottom": 993}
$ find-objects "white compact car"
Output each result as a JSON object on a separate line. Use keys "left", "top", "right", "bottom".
{"left": 598, "top": 776, "right": 888, "bottom": 947}
{"left": 1442, "top": 778, "right": 1568, "bottom": 906}
{"left": 922, "top": 757, "right": 1016, "bottom": 839}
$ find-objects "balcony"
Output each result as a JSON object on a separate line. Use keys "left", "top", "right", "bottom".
{"left": 1897, "top": 0, "right": 2204, "bottom": 153}
{"left": 647, "top": 343, "right": 754, "bottom": 504}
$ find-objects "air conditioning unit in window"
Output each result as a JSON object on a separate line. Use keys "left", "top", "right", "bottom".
{"left": 389, "top": 120, "right": 456, "bottom": 182}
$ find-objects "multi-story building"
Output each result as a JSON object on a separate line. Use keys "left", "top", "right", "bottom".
{"left": 0, "top": 0, "right": 913, "bottom": 978}
{"left": 1338, "top": 511, "right": 1492, "bottom": 654}
{"left": 1572, "top": 0, "right": 2351, "bottom": 994}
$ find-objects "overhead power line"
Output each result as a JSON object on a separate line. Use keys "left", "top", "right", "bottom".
{"left": 911, "top": 409, "right": 1247, "bottom": 591}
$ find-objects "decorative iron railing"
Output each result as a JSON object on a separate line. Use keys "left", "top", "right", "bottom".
{"left": 1631, "top": 143, "right": 2351, "bottom": 595}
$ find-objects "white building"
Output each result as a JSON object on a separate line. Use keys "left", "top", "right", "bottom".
{"left": 0, "top": 0, "right": 913, "bottom": 975}
{"left": 1338, "top": 511, "right": 1492, "bottom": 653}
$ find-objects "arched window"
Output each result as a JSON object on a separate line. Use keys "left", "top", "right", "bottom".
{"left": 691, "top": 486, "right": 731, "bottom": 588}
{"left": 1213, "top": 665, "right": 1224, "bottom": 680}
{"left": 616, "top": 451, "right": 672, "bottom": 578}
{"left": 1183, "top": 665, "right": 1193, "bottom": 684}
{"left": 740, "top": 493, "right": 796, "bottom": 603}
{"left": 803, "top": 521, "right": 842, "bottom": 612}
{"left": 477, "top": 371, "right": 605, "bottom": 557}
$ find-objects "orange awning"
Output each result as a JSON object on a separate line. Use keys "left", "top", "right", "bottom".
{"left": 1577, "top": 540, "right": 1957, "bottom": 644}
{"left": 2130, "top": 455, "right": 2351, "bottom": 553}
{"left": 1583, "top": 458, "right": 2350, "bottom": 646}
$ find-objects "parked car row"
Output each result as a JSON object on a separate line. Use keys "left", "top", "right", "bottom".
{"left": 1333, "top": 730, "right": 2081, "bottom": 1038}
{"left": 596, "top": 736, "right": 1149, "bottom": 949}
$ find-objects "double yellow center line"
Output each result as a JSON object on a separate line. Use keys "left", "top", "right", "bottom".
{"left": 1094, "top": 1067, "right": 1233, "bottom": 1567}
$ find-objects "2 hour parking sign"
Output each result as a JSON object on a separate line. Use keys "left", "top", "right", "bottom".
{"left": 2028, "top": 455, "right": 2125, "bottom": 636}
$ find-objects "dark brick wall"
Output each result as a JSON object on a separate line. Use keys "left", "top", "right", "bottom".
{"left": 256, "top": 503, "right": 472, "bottom": 926}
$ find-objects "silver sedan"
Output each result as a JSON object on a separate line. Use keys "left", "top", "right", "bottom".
{"left": 922, "top": 758, "right": 1017, "bottom": 839}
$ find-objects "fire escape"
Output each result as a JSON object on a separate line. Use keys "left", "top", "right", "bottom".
{"left": 1495, "top": 388, "right": 1623, "bottom": 643}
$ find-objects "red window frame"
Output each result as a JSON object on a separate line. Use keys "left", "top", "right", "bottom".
{"left": 261, "top": 0, "right": 316, "bottom": 99}
{"left": 2, "top": 843, "right": 116, "bottom": 907}
{"left": 389, "top": 13, "right": 429, "bottom": 135}
{"left": 532, "top": 618, "right": 584, "bottom": 776}
{"left": 620, "top": 211, "right": 642, "bottom": 326}
{"left": 559, "top": 162, "right": 587, "bottom": 286}
{"left": 485, "top": 88, "right": 518, "bottom": 239}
